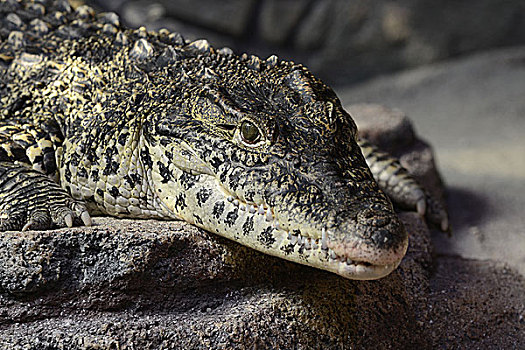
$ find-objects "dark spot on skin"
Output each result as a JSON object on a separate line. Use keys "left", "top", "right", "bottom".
{"left": 105, "top": 146, "right": 115, "bottom": 157}
{"left": 210, "top": 156, "right": 222, "bottom": 170}
{"left": 77, "top": 167, "right": 87, "bottom": 178}
{"left": 212, "top": 201, "right": 225, "bottom": 219}
{"left": 64, "top": 167, "right": 72, "bottom": 182}
{"left": 179, "top": 171, "right": 196, "bottom": 190}
{"left": 230, "top": 150, "right": 239, "bottom": 163}
{"left": 196, "top": 188, "right": 211, "bottom": 206}
{"left": 124, "top": 173, "right": 140, "bottom": 187}
{"left": 193, "top": 214, "right": 203, "bottom": 225}
{"left": 91, "top": 169, "right": 99, "bottom": 181}
{"left": 228, "top": 173, "right": 240, "bottom": 191}
{"left": 242, "top": 216, "right": 254, "bottom": 236}
{"left": 245, "top": 190, "right": 255, "bottom": 202}
{"left": 224, "top": 208, "right": 238, "bottom": 227}
{"left": 96, "top": 188, "right": 104, "bottom": 197}
{"left": 140, "top": 146, "right": 153, "bottom": 168}
{"left": 102, "top": 149, "right": 119, "bottom": 175}
{"left": 157, "top": 161, "right": 172, "bottom": 183}
{"left": 32, "top": 155, "right": 43, "bottom": 164}
{"left": 175, "top": 193, "right": 187, "bottom": 210}
{"left": 87, "top": 150, "right": 97, "bottom": 163}
{"left": 109, "top": 186, "right": 119, "bottom": 198}
{"left": 69, "top": 152, "right": 80, "bottom": 166}
{"left": 10, "top": 146, "right": 28, "bottom": 163}
{"left": 280, "top": 243, "right": 294, "bottom": 256}
{"left": 43, "top": 152, "right": 56, "bottom": 174}
{"left": 258, "top": 226, "right": 276, "bottom": 248}
{"left": 134, "top": 93, "right": 146, "bottom": 105}
{"left": 103, "top": 158, "right": 119, "bottom": 175}
{"left": 118, "top": 132, "right": 128, "bottom": 146}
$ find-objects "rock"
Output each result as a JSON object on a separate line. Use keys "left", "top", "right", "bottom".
{"left": 426, "top": 257, "right": 525, "bottom": 349}
{"left": 348, "top": 103, "right": 416, "bottom": 152}
{"left": 0, "top": 216, "right": 427, "bottom": 349}
{"left": 340, "top": 47, "right": 525, "bottom": 277}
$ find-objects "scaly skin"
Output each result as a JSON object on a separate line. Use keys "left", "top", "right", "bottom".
{"left": 0, "top": 0, "right": 447, "bottom": 280}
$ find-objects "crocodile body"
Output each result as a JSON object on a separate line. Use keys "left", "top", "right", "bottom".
{"left": 0, "top": 0, "right": 446, "bottom": 280}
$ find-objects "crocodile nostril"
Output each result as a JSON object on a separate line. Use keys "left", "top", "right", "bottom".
{"left": 357, "top": 209, "right": 392, "bottom": 228}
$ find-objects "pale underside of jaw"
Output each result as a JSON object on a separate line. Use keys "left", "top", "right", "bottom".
{"left": 223, "top": 191, "right": 403, "bottom": 280}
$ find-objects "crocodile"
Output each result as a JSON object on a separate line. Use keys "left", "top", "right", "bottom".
{"left": 0, "top": 0, "right": 447, "bottom": 280}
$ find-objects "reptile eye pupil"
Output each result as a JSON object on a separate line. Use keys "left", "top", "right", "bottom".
{"left": 240, "top": 121, "right": 260, "bottom": 144}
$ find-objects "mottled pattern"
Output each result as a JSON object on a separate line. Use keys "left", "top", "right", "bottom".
{"left": 0, "top": 0, "right": 446, "bottom": 280}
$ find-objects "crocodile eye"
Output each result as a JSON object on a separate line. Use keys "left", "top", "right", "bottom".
{"left": 240, "top": 120, "right": 261, "bottom": 144}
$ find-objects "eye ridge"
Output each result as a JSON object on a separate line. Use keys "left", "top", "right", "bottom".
{"left": 240, "top": 120, "right": 261, "bottom": 144}
{"left": 217, "top": 123, "right": 236, "bottom": 131}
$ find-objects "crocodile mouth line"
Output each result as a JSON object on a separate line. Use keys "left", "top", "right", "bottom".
{"left": 223, "top": 190, "right": 402, "bottom": 279}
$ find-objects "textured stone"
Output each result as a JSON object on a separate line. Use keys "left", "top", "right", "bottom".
{"left": 349, "top": 103, "right": 416, "bottom": 151}
{"left": 0, "top": 217, "right": 425, "bottom": 349}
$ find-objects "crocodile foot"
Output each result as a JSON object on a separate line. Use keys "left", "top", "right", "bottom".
{"left": 359, "top": 139, "right": 449, "bottom": 231}
{"left": 0, "top": 162, "right": 91, "bottom": 231}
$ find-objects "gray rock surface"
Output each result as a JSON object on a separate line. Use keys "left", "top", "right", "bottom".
{"left": 85, "top": 0, "right": 525, "bottom": 85}
{"left": 1, "top": 104, "right": 523, "bottom": 348}
{"left": 340, "top": 46, "right": 525, "bottom": 277}
{"left": 0, "top": 217, "right": 426, "bottom": 349}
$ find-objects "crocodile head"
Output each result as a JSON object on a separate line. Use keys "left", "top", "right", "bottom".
{"left": 145, "top": 49, "right": 408, "bottom": 280}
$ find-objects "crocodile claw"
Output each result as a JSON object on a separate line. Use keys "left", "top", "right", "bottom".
{"left": 416, "top": 194, "right": 449, "bottom": 231}
{"left": 416, "top": 198, "right": 427, "bottom": 216}
{"left": 64, "top": 213, "right": 73, "bottom": 228}
{"left": 81, "top": 211, "right": 92, "bottom": 227}
{"left": 441, "top": 216, "right": 449, "bottom": 232}
{"left": 424, "top": 192, "right": 450, "bottom": 232}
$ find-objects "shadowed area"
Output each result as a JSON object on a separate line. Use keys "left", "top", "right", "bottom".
{"left": 341, "top": 47, "right": 525, "bottom": 276}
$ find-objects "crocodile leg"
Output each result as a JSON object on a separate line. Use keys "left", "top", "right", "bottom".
{"left": 358, "top": 138, "right": 449, "bottom": 231}
{"left": 0, "top": 121, "right": 91, "bottom": 231}
{"left": 0, "top": 162, "right": 91, "bottom": 231}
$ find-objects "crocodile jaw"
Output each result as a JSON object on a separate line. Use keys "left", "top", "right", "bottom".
{"left": 201, "top": 192, "right": 407, "bottom": 280}
{"left": 151, "top": 169, "right": 408, "bottom": 280}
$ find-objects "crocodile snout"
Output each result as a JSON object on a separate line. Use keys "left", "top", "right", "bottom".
{"left": 357, "top": 208, "right": 392, "bottom": 228}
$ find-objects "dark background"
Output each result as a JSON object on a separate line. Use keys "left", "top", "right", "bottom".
{"left": 84, "top": 0, "right": 525, "bottom": 86}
